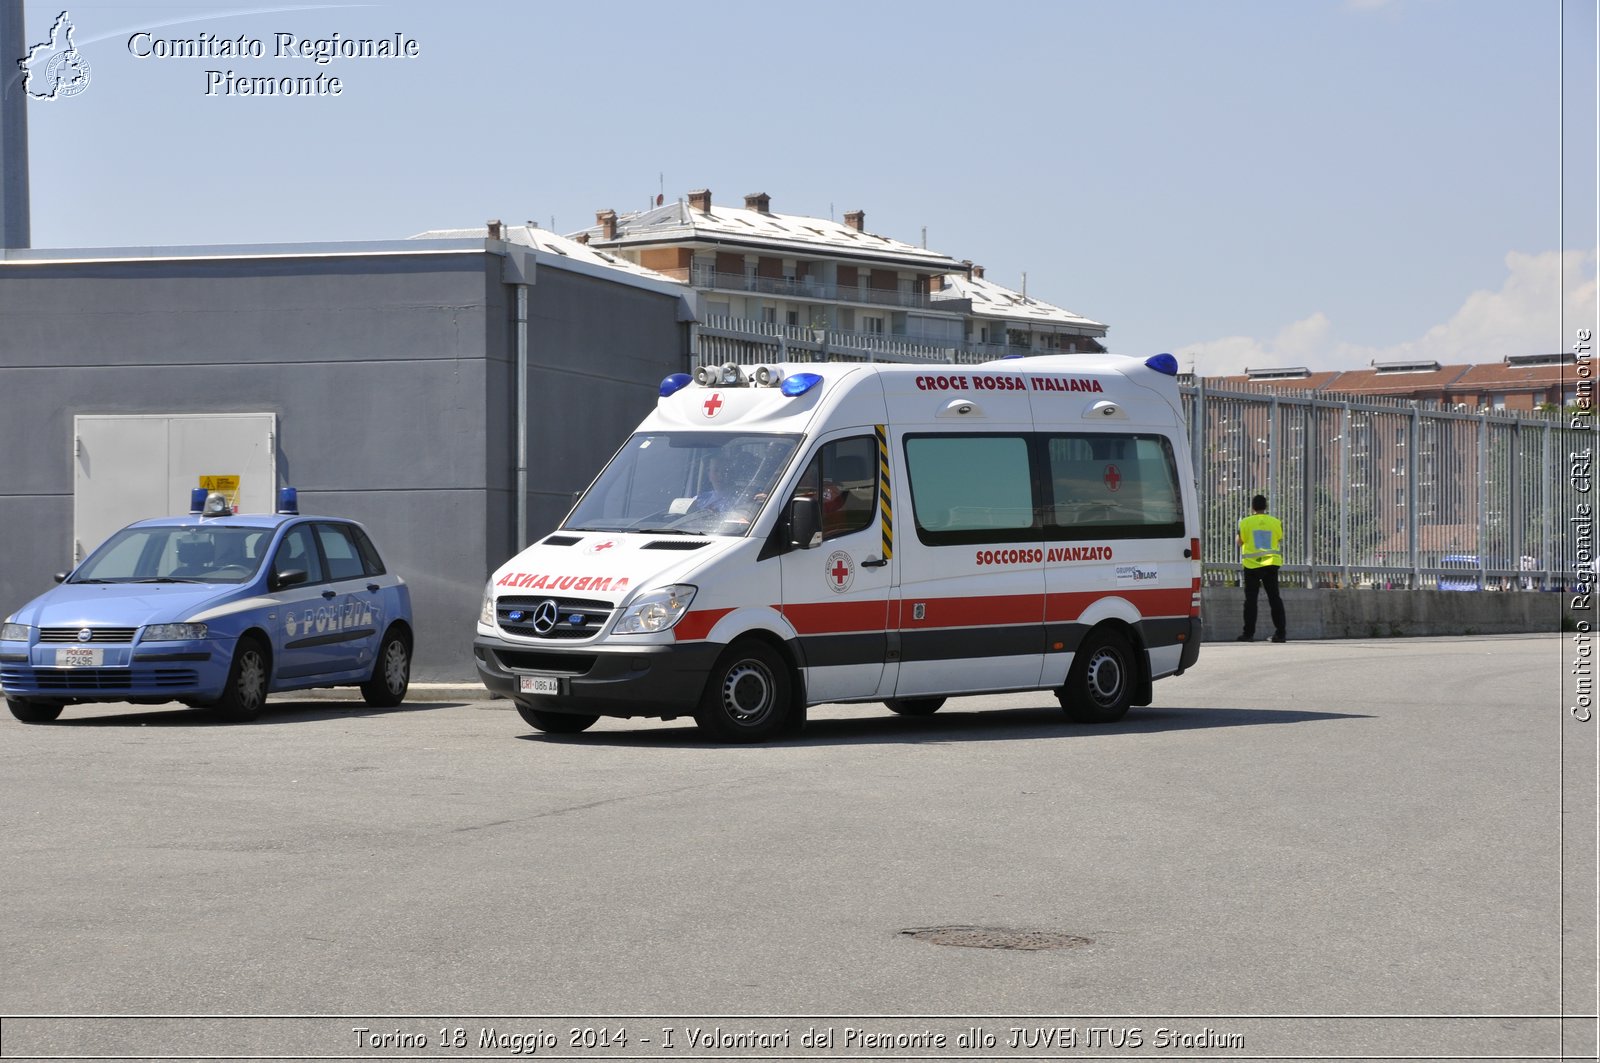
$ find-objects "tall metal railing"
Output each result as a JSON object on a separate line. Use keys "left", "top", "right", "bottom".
{"left": 1183, "top": 380, "right": 1587, "bottom": 592}
{"left": 682, "top": 341, "right": 1587, "bottom": 591}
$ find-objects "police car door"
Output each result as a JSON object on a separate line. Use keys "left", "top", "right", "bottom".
{"left": 312, "top": 522, "right": 385, "bottom": 675}
{"left": 779, "top": 432, "right": 895, "bottom": 702}
{"left": 268, "top": 523, "right": 340, "bottom": 679}
{"left": 893, "top": 429, "right": 1046, "bottom": 697}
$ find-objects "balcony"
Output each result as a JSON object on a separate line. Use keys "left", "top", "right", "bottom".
{"left": 695, "top": 315, "right": 1095, "bottom": 367}
{"left": 652, "top": 266, "right": 939, "bottom": 311}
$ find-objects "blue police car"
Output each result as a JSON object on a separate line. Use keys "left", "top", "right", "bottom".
{"left": 1, "top": 490, "right": 414, "bottom": 723}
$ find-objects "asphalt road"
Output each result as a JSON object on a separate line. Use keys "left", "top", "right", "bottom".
{"left": 0, "top": 634, "right": 1592, "bottom": 1062}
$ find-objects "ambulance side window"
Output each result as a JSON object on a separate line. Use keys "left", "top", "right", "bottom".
{"left": 904, "top": 434, "right": 1036, "bottom": 545}
{"left": 1045, "top": 433, "right": 1184, "bottom": 540}
{"left": 794, "top": 436, "right": 878, "bottom": 541}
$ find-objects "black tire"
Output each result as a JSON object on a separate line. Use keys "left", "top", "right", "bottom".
{"left": 8, "top": 698, "right": 63, "bottom": 723}
{"left": 1058, "top": 628, "right": 1135, "bottom": 723}
{"left": 694, "top": 639, "right": 794, "bottom": 743}
{"left": 884, "top": 697, "right": 946, "bottom": 717}
{"left": 515, "top": 702, "right": 599, "bottom": 734}
{"left": 360, "top": 627, "right": 411, "bottom": 708}
{"left": 212, "top": 636, "right": 269, "bottom": 722}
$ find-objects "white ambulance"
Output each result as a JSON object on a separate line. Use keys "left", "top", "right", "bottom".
{"left": 474, "top": 353, "right": 1203, "bottom": 742}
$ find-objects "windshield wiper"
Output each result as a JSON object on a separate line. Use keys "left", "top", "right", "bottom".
{"left": 133, "top": 577, "right": 205, "bottom": 584}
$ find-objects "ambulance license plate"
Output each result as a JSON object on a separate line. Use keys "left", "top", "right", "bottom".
{"left": 56, "top": 647, "right": 102, "bottom": 667}
{"left": 520, "top": 675, "right": 559, "bottom": 695}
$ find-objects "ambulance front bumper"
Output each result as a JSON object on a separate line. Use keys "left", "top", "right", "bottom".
{"left": 473, "top": 634, "right": 722, "bottom": 717}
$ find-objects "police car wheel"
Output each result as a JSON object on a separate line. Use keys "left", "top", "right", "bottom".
{"left": 884, "top": 697, "right": 945, "bottom": 717}
{"left": 695, "top": 640, "right": 793, "bottom": 743}
{"left": 7, "top": 697, "right": 64, "bottom": 723}
{"left": 360, "top": 628, "right": 411, "bottom": 708}
{"left": 515, "top": 703, "right": 599, "bottom": 734}
{"left": 213, "top": 637, "right": 269, "bottom": 722}
{"left": 1059, "top": 629, "right": 1134, "bottom": 723}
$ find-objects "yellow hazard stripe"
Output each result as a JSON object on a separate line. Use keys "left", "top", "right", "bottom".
{"left": 876, "top": 424, "right": 892, "bottom": 561}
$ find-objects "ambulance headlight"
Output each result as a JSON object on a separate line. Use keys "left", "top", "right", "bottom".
{"left": 142, "top": 623, "right": 208, "bottom": 642}
{"left": 2, "top": 623, "right": 30, "bottom": 641}
{"left": 613, "top": 584, "right": 697, "bottom": 634}
{"left": 479, "top": 583, "right": 495, "bottom": 627}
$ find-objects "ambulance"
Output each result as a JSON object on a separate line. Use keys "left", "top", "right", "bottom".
{"left": 474, "top": 353, "right": 1203, "bottom": 742}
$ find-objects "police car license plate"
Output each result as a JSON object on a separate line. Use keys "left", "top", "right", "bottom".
{"left": 519, "top": 675, "right": 559, "bottom": 695}
{"left": 56, "top": 647, "right": 102, "bottom": 667}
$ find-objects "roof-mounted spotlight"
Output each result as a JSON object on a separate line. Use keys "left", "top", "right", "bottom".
{"left": 719, "top": 362, "right": 747, "bottom": 387}
{"left": 201, "top": 492, "right": 232, "bottom": 518}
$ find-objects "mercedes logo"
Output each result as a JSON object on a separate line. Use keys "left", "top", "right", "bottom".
{"left": 76, "top": 628, "right": 92, "bottom": 643}
{"left": 531, "top": 600, "right": 560, "bottom": 635}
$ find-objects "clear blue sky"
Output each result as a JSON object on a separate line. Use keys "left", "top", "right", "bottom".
{"left": 13, "top": 0, "right": 1597, "bottom": 375}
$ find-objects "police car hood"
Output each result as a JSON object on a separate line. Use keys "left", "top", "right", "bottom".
{"left": 14, "top": 582, "right": 237, "bottom": 628}
{"left": 490, "top": 533, "right": 740, "bottom": 602}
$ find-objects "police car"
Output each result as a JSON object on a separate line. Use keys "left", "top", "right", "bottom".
{"left": 1, "top": 489, "right": 414, "bottom": 723}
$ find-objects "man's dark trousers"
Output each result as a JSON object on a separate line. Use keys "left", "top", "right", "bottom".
{"left": 1242, "top": 565, "right": 1286, "bottom": 639}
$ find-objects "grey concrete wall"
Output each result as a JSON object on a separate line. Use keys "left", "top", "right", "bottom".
{"left": 514, "top": 267, "right": 689, "bottom": 545}
{"left": 1203, "top": 587, "right": 1564, "bottom": 640}
{"left": 0, "top": 247, "right": 690, "bottom": 685}
{"left": 0, "top": 252, "right": 497, "bottom": 680}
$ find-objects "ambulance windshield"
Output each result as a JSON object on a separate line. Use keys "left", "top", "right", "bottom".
{"left": 566, "top": 432, "right": 801, "bottom": 536}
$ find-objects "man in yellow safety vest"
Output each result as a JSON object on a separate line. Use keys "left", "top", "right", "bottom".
{"left": 1237, "top": 494, "right": 1287, "bottom": 643}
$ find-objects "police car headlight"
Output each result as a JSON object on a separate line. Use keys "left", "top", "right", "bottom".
{"left": 142, "top": 623, "right": 208, "bottom": 642}
{"left": 613, "top": 585, "right": 697, "bottom": 634}
{"left": 1, "top": 623, "right": 30, "bottom": 641}
{"left": 480, "top": 583, "right": 496, "bottom": 627}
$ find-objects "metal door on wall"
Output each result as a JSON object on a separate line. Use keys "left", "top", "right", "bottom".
{"left": 73, "top": 413, "right": 277, "bottom": 563}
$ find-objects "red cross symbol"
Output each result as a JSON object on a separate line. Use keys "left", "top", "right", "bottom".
{"left": 1103, "top": 464, "right": 1122, "bottom": 492}
{"left": 703, "top": 393, "right": 724, "bottom": 418}
{"left": 830, "top": 559, "right": 851, "bottom": 585}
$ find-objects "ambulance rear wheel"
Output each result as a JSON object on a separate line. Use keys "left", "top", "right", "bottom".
{"left": 8, "top": 697, "right": 63, "bottom": 723}
{"left": 695, "top": 640, "right": 793, "bottom": 743}
{"left": 884, "top": 697, "right": 945, "bottom": 717}
{"left": 1059, "top": 629, "right": 1133, "bottom": 723}
{"left": 515, "top": 703, "right": 598, "bottom": 734}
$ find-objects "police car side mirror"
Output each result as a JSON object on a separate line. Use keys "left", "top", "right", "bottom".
{"left": 788, "top": 498, "right": 822, "bottom": 550}
{"left": 53, "top": 572, "right": 68, "bottom": 584}
{"left": 271, "top": 568, "right": 308, "bottom": 591}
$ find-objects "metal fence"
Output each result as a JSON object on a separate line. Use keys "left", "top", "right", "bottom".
{"left": 687, "top": 342, "right": 1590, "bottom": 592}
{"left": 1184, "top": 381, "right": 1589, "bottom": 592}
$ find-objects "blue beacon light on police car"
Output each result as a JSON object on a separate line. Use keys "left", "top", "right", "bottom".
{"left": 189, "top": 488, "right": 209, "bottom": 515}
{"left": 1144, "top": 353, "right": 1179, "bottom": 376}
{"left": 277, "top": 487, "right": 299, "bottom": 515}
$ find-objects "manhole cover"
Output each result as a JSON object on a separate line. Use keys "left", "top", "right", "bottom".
{"left": 899, "top": 926, "right": 1093, "bottom": 951}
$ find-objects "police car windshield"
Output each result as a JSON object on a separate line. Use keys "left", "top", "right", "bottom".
{"left": 566, "top": 432, "right": 801, "bottom": 536}
{"left": 71, "top": 525, "right": 271, "bottom": 585}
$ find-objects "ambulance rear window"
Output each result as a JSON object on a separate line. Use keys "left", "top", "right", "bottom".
{"left": 1045, "top": 433, "right": 1184, "bottom": 540}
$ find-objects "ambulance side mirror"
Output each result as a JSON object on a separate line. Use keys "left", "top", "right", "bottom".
{"left": 788, "top": 498, "right": 822, "bottom": 550}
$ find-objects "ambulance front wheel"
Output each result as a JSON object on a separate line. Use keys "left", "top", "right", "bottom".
{"left": 1059, "top": 628, "right": 1134, "bottom": 723}
{"left": 695, "top": 640, "right": 794, "bottom": 743}
{"left": 515, "top": 703, "right": 599, "bottom": 734}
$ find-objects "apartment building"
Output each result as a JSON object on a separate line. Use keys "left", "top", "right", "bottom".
{"left": 1221, "top": 352, "right": 1577, "bottom": 412}
{"left": 570, "top": 188, "right": 1109, "bottom": 365}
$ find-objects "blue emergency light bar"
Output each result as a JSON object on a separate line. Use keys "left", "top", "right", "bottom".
{"left": 659, "top": 373, "right": 692, "bottom": 397}
{"left": 780, "top": 372, "right": 822, "bottom": 397}
{"left": 1145, "top": 353, "right": 1179, "bottom": 376}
